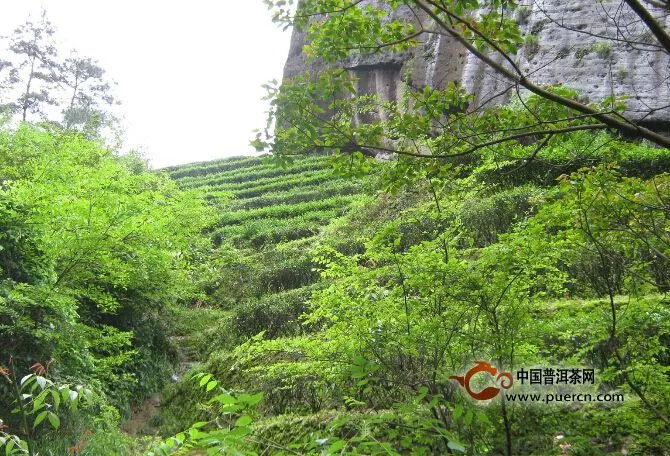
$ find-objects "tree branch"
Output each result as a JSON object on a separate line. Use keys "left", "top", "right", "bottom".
{"left": 339, "top": 124, "right": 608, "bottom": 159}
{"left": 623, "top": 0, "right": 670, "bottom": 53}
{"left": 412, "top": 0, "right": 670, "bottom": 149}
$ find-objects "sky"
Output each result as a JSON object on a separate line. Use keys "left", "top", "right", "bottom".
{"left": 0, "top": 1, "right": 294, "bottom": 169}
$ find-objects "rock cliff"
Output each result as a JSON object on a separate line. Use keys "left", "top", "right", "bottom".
{"left": 282, "top": 0, "right": 670, "bottom": 129}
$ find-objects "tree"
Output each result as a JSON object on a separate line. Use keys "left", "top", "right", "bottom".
{"left": 0, "top": 11, "right": 118, "bottom": 132}
{"left": 0, "top": 124, "right": 216, "bottom": 414}
{"left": 0, "top": 60, "right": 12, "bottom": 96}
{"left": 257, "top": 0, "right": 670, "bottom": 176}
{"left": 3, "top": 11, "right": 60, "bottom": 122}
{"left": 60, "top": 54, "right": 118, "bottom": 130}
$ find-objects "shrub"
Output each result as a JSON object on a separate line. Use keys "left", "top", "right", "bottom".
{"left": 592, "top": 41, "right": 612, "bottom": 59}
{"left": 231, "top": 287, "right": 314, "bottom": 342}
{"left": 515, "top": 5, "right": 532, "bottom": 25}
{"left": 524, "top": 34, "right": 541, "bottom": 60}
{"left": 459, "top": 185, "right": 543, "bottom": 247}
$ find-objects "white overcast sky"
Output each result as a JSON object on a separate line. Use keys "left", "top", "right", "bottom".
{"left": 0, "top": 1, "right": 293, "bottom": 169}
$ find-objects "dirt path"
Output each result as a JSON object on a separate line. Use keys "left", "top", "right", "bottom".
{"left": 122, "top": 335, "right": 199, "bottom": 436}
{"left": 122, "top": 393, "right": 162, "bottom": 436}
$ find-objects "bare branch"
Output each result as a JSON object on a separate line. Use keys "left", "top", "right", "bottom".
{"left": 412, "top": 0, "right": 670, "bottom": 148}
{"left": 623, "top": 0, "right": 670, "bottom": 53}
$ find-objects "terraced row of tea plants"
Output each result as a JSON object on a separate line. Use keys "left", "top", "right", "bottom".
{"left": 152, "top": 133, "right": 670, "bottom": 455}
{"left": 164, "top": 154, "right": 374, "bottom": 251}
{"left": 154, "top": 153, "right": 419, "bottom": 437}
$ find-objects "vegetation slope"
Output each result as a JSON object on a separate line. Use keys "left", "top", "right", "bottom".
{"left": 148, "top": 129, "right": 670, "bottom": 455}
{"left": 1, "top": 119, "right": 669, "bottom": 456}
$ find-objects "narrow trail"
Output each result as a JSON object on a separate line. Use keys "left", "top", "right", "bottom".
{"left": 122, "top": 334, "right": 199, "bottom": 436}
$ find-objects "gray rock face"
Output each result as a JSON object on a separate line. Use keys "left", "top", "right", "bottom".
{"left": 282, "top": 0, "right": 670, "bottom": 128}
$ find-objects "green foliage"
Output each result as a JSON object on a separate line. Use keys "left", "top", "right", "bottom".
{"left": 158, "top": 95, "right": 670, "bottom": 455}
{"left": 523, "top": 34, "right": 540, "bottom": 60}
{"left": 255, "top": 0, "right": 670, "bottom": 184}
{"left": 202, "top": 168, "right": 333, "bottom": 196}
{"left": 0, "top": 365, "right": 93, "bottom": 455}
{"left": 575, "top": 46, "right": 591, "bottom": 63}
{"left": 3, "top": 3, "right": 666, "bottom": 449}
{"left": 522, "top": 164, "right": 670, "bottom": 296}
{"left": 230, "top": 286, "right": 315, "bottom": 343}
{"left": 0, "top": 124, "right": 216, "bottom": 419}
{"left": 0, "top": 11, "right": 118, "bottom": 131}
{"left": 251, "top": 404, "right": 468, "bottom": 455}
{"left": 230, "top": 180, "right": 360, "bottom": 210}
{"left": 514, "top": 5, "right": 532, "bottom": 25}
{"left": 473, "top": 131, "right": 670, "bottom": 186}
{"left": 592, "top": 41, "right": 613, "bottom": 59}
{"left": 156, "top": 0, "right": 670, "bottom": 451}
{"left": 181, "top": 148, "right": 670, "bottom": 454}
{"left": 219, "top": 195, "right": 357, "bottom": 226}
{"left": 175, "top": 155, "right": 327, "bottom": 189}
{"left": 164, "top": 156, "right": 263, "bottom": 179}
{"left": 147, "top": 373, "right": 263, "bottom": 455}
{"left": 457, "top": 185, "right": 543, "bottom": 247}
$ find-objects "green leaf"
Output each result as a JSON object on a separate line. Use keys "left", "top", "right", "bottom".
{"left": 209, "top": 393, "right": 236, "bottom": 405}
{"left": 205, "top": 380, "right": 218, "bottom": 392}
{"left": 50, "top": 389, "right": 61, "bottom": 411}
{"left": 235, "top": 415, "right": 252, "bottom": 427}
{"left": 447, "top": 440, "right": 466, "bottom": 452}
{"left": 47, "top": 412, "right": 60, "bottom": 429}
{"left": 31, "top": 390, "right": 48, "bottom": 412}
{"left": 328, "top": 440, "right": 347, "bottom": 452}
{"left": 452, "top": 405, "right": 464, "bottom": 421}
{"left": 199, "top": 374, "right": 212, "bottom": 387}
{"left": 6, "top": 438, "right": 16, "bottom": 454}
{"left": 246, "top": 392, "right": 264, "bottom": 406}
{"left": 33, "top": 410, "right": 48, "bottom": 428}
{"left": 228, "top": 426, "right": 250, "bottom": 437}
{"left": 463, "top": 409, "right": 474, "bottom": 426}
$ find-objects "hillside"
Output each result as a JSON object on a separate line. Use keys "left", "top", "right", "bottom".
{"left": 158, "top": 154, "right": 382, "bottom": 360}
{"left": 2, "top": 1, "right": 670, "bottom": 455}
{"left": 148, "top": 132, "right": 670, "bottom": 455}
{"left": 2, "top": 127, "right": 667, "bottom": 455}
{"left": 164, "top": 155, "right": 368, "bottom": 251}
